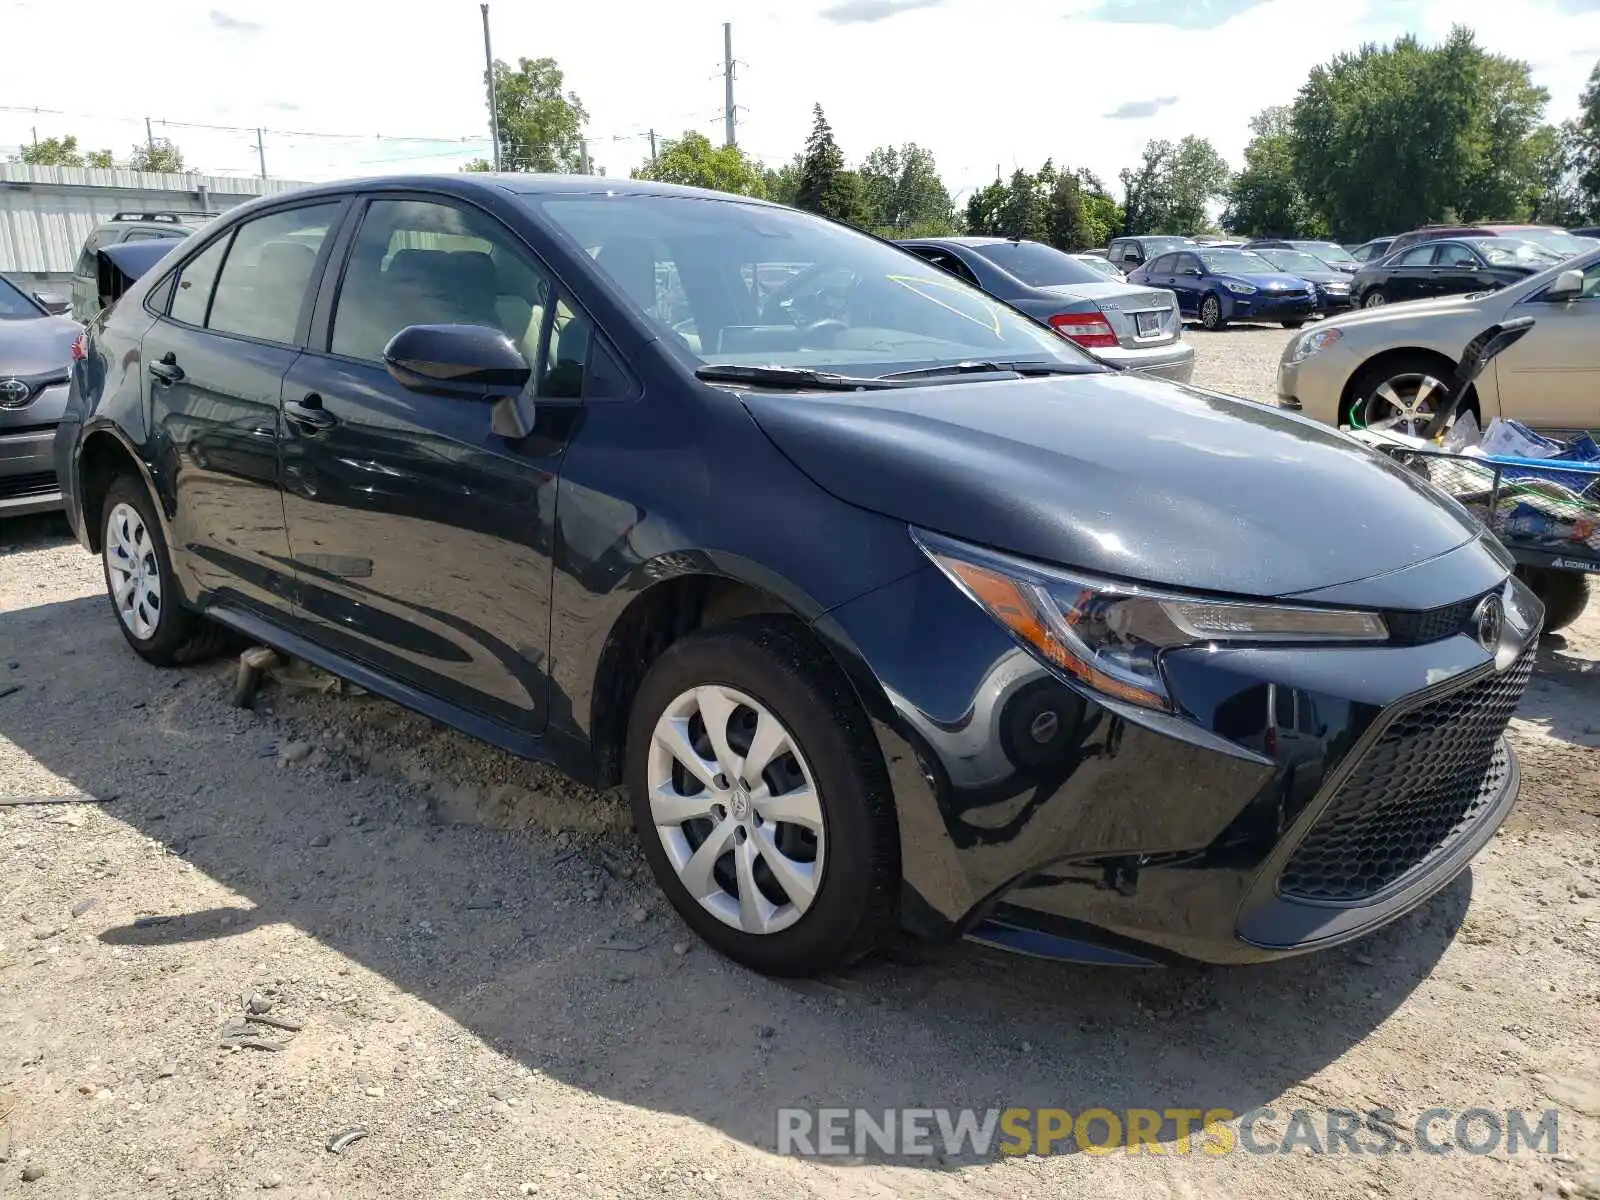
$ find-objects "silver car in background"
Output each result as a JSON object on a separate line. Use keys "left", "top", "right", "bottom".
{"left": 897, "top": 237, "right": 1194, "bottom": 381}
{"left": 1, "top": 276, "right": 80, "bottom": 517}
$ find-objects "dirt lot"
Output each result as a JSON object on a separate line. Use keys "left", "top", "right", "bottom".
{"left": 2, "top": 325, "right": 1598, "bottom": 1199}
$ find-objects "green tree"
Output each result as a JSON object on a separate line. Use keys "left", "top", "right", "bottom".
{"left": 795, "top": 105, "right": 866, "bottom": 225}
{"left": 996, "top": 167, "right": 1047, "bottom": 241}
{"left": 1290, "top": 27, "right": 1553, "bottom": 237}
{"left": 468, "top": 56, "right": 588, "bottom": 173}
{"left": 1564, "top": 60, "right": 1600, "bottom": 220}
{"left": 1042, "top": 169, "right": 1086, "bottom": 250}
{"left": 129, "top": 138, "right": 185, "bottom": 173}
{"left": 1118, "top": 137, "right": 1226, "bottom": 235}
{"left": 1223, "top": 106, "right": 1322, "bottom": 236}
{"left": 857, "top": 143, "right": 955, "bottom": 236}
{"left": 12, "top": 135, "right": 84, "bottom": 166}
{"left": 631, "top": 130, "right": 766, "bottom": 197}
{"left": 763, "top": 154, "right": 804, "bottom": 206}
{"left": 964, "top": 179, "right": 1008, "bottom": 236}
{"left": 84, "top": 148, "right": 114, "bottom": 169}
{"left": 1076, "top": 170, "right": 1123, "bottom": 247}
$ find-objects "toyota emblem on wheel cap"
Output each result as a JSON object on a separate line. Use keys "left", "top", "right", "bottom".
{"left": 1473, "top": 594, "right": 1504, "bottom": 652}
{"left": 0, "top": 378, "right": 30, "bottom": 407}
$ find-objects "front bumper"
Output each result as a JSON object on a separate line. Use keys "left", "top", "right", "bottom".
{"left": 816, "top": 547, "right": 1538, "bottom": 966}
{"left": 1316, "top": 290, "right": 1355, "bottom": 313}
{"left": 1224, "top": 291, "right": 1317, "bottom": 323}
{"left": 1275, "top": 342, "right": 1362, "bottom": 427}
{"left": 1098, "top": 340, "right": 1195, "bottom": 383}
{"left": 0, "top": 382, "right": 67, "bottom": 516}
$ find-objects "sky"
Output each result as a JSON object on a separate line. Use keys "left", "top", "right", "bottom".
{"left": 3, "top": 0, "right": 1600, "bottom": 204}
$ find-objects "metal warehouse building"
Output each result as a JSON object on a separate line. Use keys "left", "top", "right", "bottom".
{"left": 0, "top": 164, "right": 312, "bottom": 293}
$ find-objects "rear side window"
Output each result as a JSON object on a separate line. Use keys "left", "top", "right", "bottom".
{"left": 207, "top": 204, "right": 340, "bottom": 345}
{"left": 168, "top": 234, "right": 232, "bottom": 326}
{"left": 966, "top": 241, "right": 1104, "bottom": 287}
{"left": 1393, "top": 245, "right": 1438, "bottom": 268}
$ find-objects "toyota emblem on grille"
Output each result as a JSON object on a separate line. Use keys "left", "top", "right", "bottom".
{"left": 1473, "top": 595, "right": 1504, "bottom": 652}
{"left": 0, "top": 378, "right": 29, "bottom": 408}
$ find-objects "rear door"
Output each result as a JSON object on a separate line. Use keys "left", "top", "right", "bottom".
{"left": 140, "top": 199, "right": 345, "bottom": 614}
{"left": 1498, "top": 260, "right": 1600, "bottom": 435}
{"left": 1383, "top": 245, "right": 1438, "bottom": 301}
{"left": 278, "top": 193, "right": 590, "bottom": 732}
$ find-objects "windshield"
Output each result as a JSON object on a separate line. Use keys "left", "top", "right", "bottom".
{"left": 529, "top": 195, "right": 1094, "bottom": 375}
{"left": 1075, "top": 256, "right": 1123, "bottom": 279}
{"left": 0, "top": 275, "right": 41, "bottom": 320}
{"left": 1142, "top": 236, "right": 1194, "bottom": 254}
{"left": 967, "top": 240, "right": 1108, "bottom": 287}
{"left": 1504, "top": 229, "right": 1596, "bottom": 259}
{"left": 1199, "top": 250, "right": 1277, "bottom": 276}
{"left": 1463, "top": 238, "right": 1565, "bottom": 267}
{"left": 1292, "top": 241, "right": 1357, "bottom": 264}
{"left": 1253, "top": 249, "right": 1332, "bottom": 275}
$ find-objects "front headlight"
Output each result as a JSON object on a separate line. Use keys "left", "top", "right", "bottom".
{"left": 915, "top": 530, "right": 1388, "bottom": 712}
{"left": 1322, "top": 282, "right": 1349, "bottom": 293}
{"left": 1287, "top": 326, "right": 1344, "bottom": 364}
{"left": 1222, "top": 280, "right": 1257, "bottom": 295}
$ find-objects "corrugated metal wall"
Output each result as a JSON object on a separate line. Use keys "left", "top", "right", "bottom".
{"left": 0, "top": 165, "right": 313, "bottom": 285}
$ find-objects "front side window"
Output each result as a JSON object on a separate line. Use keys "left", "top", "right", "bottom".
{"left": 0, "top": 274, "right": 40, "bottom": 319}
{"left": 1146, "top": 254, "right": 1175, "bottom": 273}
{"left": 168, "top": 234, "right": 231, "bottom": 326}
{"left": 208, "top": 204, "right": 339, "bottom": 345}
{"left": 331, "top": 198, "right": 553, "bottom": 367}
{"left": 530, "top": 194, "right": 1092, "bottom": 376}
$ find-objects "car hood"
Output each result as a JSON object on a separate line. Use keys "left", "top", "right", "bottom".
{"left": 0, "top": 314, "right": 79, "bottom": 376}
{"left": 1224, "top": 272, "right": 1314, "bottom": 291}
{"left": 742, "top": 373, "right": 1482, "bottom": 599}
{"left": 1286, "top": 269, "right": 1349, "bottom": 287}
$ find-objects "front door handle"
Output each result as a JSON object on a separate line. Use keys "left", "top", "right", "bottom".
{"left": 148, "top": 352, "right": 183, "bottom": 385}
{"left": 285, "top": 393, "right": 337, "bottom": 433}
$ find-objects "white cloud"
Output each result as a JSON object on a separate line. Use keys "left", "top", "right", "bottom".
{"left": 1, "top": 0, "right": 1596, "bottom": 201}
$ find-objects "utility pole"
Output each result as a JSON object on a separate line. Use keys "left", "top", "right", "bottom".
{"left": 480, "top": 3, "right": 501, "bottom": 171}
{"left": 579, "top": 139, "right": 590, "bottom": 174}
{"left": 255, "top": 128, "right": 267, "bottom": 179}
{"left": 648, "top": 129, "right": 657, "bottom": 161}
{"left": 723, "top": 22, "right": 736, "bottom": 148}
{"left": 146, "top": 117, "right": 155, "bottom": 157}
{"left": 30, "top": 127, "right": 37, "bottom": 148}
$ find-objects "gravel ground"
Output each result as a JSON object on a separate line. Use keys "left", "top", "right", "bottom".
{"left": 1187, "top": 322, "right": 1296, "bottom": 403}
{"left": 1, "top": 343, "right": 1598, "bottom": 1199}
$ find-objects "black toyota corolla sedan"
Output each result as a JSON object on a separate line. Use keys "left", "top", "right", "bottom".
{"left": 54, "top": 175, "right": 1541, "bottom": 977}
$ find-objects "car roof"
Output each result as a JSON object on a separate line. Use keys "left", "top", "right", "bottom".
{"left": 897, "top": 236, "right": 1033, "bottom": 248}
{"left": 245, "top": 173, "right": 784, "bottom": 207}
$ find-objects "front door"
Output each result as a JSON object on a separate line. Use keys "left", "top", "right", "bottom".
{"left": 141, "top": 200, "right": 343, "bottom": 615}
{"left": 1499, "top": 261, "right": 1600, "bottom": 435}
{"left": 279, "top": 195, "right": 585, "bottom": 732}
{"left": 1384, "top": 245, "right": 1438, "bottom": 301}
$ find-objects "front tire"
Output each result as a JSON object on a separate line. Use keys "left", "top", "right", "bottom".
{"left": 1282, "top": 319, "right": 1306, "bottom": 330}
{"left": 101, "top": 474, "right": 233, "bottom": 666}
{"left": 1199, "top": 294, "right": 1226, "bottom": 331}
{"left": 1517, "top": 567, "right": 1590, "bottom": 634}
{"left": 625, "top": 617, "right": 898, "bottom": 977}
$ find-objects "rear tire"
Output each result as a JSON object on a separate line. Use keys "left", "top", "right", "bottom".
{"left": 1517, "top": 567, "right": 1590, "bottom": 634}
{"left": 100, "top": 474, "right": 234, "bottom": 666}
{"left": 625, "top": 616, "right": 898, "bottom": 977}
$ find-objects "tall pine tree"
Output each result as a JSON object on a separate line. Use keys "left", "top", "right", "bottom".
{"left": 795, "top": 105, "right": 866, "bottom": 226}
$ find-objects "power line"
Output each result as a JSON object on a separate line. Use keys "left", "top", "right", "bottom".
{"left": 0, "top": 103, "right": 485, "bottom": 146}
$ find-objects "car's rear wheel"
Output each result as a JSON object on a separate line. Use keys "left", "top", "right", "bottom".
{"left": 626, "top": 617, "right": 897, "bottom": 977}
{"left": 1362, "top": 290, "right": 1388, "bottom": 309}
{"left": 101, "top": 474, "right": 233, "bottom": 666}
{"left": 1517, "top": 567, "right": 1590, "bottom": 634}
{"left": 1282, "top": 319, "right": 1307, "bottom": 330}
{"left": 1199, "top": 294, "right": 1226, "bottom": 331}
{"left": 1348, "top": 354, "right": 1455, "bottom": 435}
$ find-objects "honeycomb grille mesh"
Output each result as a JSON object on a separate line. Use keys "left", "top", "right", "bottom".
{"left": 1278, "top": 645, "right": 1533, "bottom": 903}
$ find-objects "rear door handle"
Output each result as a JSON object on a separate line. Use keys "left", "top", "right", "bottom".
{"left": 285, "top": 393, "right": 337, "bottom": 432}
{"left": 148, "top": 352, "right": 183, "bottom": 384}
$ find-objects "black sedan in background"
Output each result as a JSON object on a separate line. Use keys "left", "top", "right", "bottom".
{"left": 1247, "top": 247, "right": 1355, "bottom": 313}
{"left": 56, "top": 175, "right": 1540, "bottom": 977}
{"left": 1352, "top": 237, "right": 1562, "bottom": 308}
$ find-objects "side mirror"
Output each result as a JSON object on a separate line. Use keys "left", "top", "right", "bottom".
{"left": 1543, "top": 269, "right": 1584, "bottom": 303}
{"left": 384, "top": 324, "right": 536, "bottom": 439}
{"left": 34, "top": 291, "right": 69, "bottom": 315}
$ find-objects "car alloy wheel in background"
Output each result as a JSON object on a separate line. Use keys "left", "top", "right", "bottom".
{"left": 646, "top": 683, "right": 824, "bottom": 935}
{"left": 1363, "top": 291, "right": 1388, "bottom": 308}
{"left": 1200, "top": 295, "right": 1225, "bottom": 330}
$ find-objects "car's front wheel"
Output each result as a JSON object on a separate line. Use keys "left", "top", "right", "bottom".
{"left": 1347, "top": 354, "right": 1456, "bottom": 434}
{"left": 1282, "top": 319, "right": 1306, "bottom": 330}
{"left": 626, "top": 617, "right": 898, "bottom": 976}
{"left": 101, "top": 474, "right": 233, "bottom": 666}
{"left": 1517, "top": 567, "right": 1591, "bottom": 634}
{"left": 1199, "top": 294, "right": 1226, "bottom": 331}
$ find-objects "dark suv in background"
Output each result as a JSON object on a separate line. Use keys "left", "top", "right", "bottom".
{"left": 70, "top": 211, "right": 209, "bottom": 322}
{"left": 1104, "top": 235, "right": 1196, "bottom": 274}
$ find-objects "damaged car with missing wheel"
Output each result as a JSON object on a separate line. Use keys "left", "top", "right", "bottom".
{"left": 56, "top": 175, "right": 1541, "bottom": 976}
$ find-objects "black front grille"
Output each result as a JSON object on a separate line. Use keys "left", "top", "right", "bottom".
{"left": 0, "top": 471, "right": 60, "bottom": 500}
{"left": 1278, "top": 644, "right": 1534, "bottom": 903}
{"left": 1384, "top": 594, "right": 1487, "bottom": 645}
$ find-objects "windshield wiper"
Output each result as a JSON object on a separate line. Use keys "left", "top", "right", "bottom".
{"left": 879, "top": 359, "right": 1100, "bottom": 381}
{"left": 694, "top": 364, "right": 896, "bottom": 390}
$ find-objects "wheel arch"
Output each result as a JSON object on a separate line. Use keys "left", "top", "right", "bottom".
{"left": 1339, "top": 346, "right": 1474, "bottom": 427}
{"left": 586, "top": 554, "right": 891, "bottom": 791}
{"left": 76, "top": 424, "right": 165, "bottom": 553}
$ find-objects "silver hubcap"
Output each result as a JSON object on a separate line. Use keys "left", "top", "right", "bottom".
{"left": 105, "top": 502, "right": 162, "bottom": 640}
{"left": 647, "top": 685, "right": 824, "bottom": 935}
{"left": 1365, "top": 292, "right": 1386, "bottom": 308}
{"left": 1366, "top": 373, "right": 1448, "bottom": 437}
{"left": 1202, "top": 298, "right": 1219, "bottom": 325}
